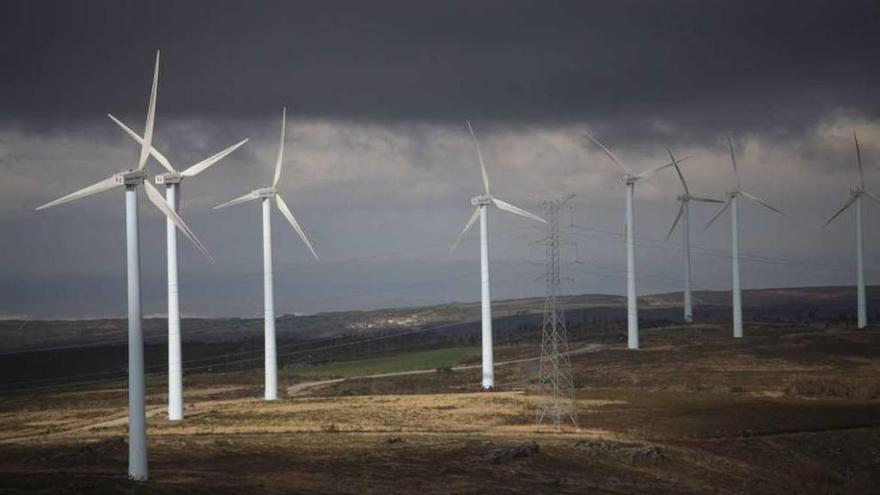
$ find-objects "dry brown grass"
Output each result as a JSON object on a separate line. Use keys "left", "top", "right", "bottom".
{"left": 0, "top": 325, "right": 879, "bottom": 493}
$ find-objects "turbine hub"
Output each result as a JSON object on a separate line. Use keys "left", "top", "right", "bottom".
{"left": 677, "top": 194, "right": 690, "bottom": 202}
{"left": 155, "top": 172, "right": 183, "bottom": 185}
{"left": 622, "top": 175, "right": 637, "bottom": 185}
{"left": 114, "top": 169, "right": 146, "bottom": 185}
{"left": 471, "top": 194, "right": 492, "bottom": 206}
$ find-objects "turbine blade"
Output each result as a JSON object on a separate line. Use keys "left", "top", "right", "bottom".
{"left": 584, "top": 131, "right": 630, "bottom": 175}
{"left": 138, "top": 50, "right": 160, "bottom": 171}
{"left": 824, "top": 195, "right": 857, "bottom": 226}
{"left": 451, "top": 207, "right": 480, "bottom": 253}
{"left": 666, "top": 201, "right": 684, "bottom": 241}
{"left": 635, "top": 155, "right": 691, "bottom": 180}
{"left": 492, "top": 198, "right": 545, "bottom": 223}
{"left": 666, "top": 202, "right": 685, "bottom": 241}
{"left": 107, "top": 113, "right": 175, "bottom": 173}
{"left": 703, "top": 200, "right": 731, "bottom": 231}
{"left": 740, "top": 190, "right": 783, "bottom": 214}
{"left": 36, "top": 175, "right": 121, "bottom": 210}
{"left": 854, "top": 132, "right": 865, "bottom": 190}
{"left": 668, "top": 148, "right": 689, "bottom": 195}
{"left": 690, "top": 196, "right": 724, "bottom": 203}
{"left": 275, "top": 195, "right": 318, "bottom": 261}
{"left": 144, "top": 181, "right": 213, "bottom": 262}
{"left": 727, "top": 136, "right": 740, "bottom": 188}
{"left": 466, "top": 121, "right": 490, "bottom": 195}
{"left": 272, "top": 107, "right": 286, "bottom": 187}
{"left": 214, "top": 192, "right": 257, "bottom": 210}
{"left": 865, "top": 191, "right": 880, "bottom": 204}
{"left": 181, "top": 139, "right": 249, "bottom": 177}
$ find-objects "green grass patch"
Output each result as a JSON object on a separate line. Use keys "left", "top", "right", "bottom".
{"left": 293, "top": 346, "right": 481, "bottom": 378}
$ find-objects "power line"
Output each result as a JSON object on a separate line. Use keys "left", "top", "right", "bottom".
{"left": 568, "top": 223, "right": 878, "bottom": 275}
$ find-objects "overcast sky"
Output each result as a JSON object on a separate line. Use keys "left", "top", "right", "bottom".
{"left": 1, "top": 0, "right": 879, "bottom": 318}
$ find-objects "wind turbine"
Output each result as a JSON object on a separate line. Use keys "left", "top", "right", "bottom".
{"left": 36, "top": 50, "right": 211, "bottom": 481}
{"left": 107, "top": 116, "right": 247, "bottom": 421}
{"left": 824, "top": 132, "right": 879, "bottom": 328}
{"left": 214, "top": 107, "right": 318, "bottom": 401}
{"left": 664, "top": 149, "right": 723, "bottom": 322}
{"left": 704, "top": 137, "right": 783, "bottom": 338}
{"left": 584, "top": 133, "right": 687, "bottom": 349}
{"left": 451, "top": 121, "right": 545, "bottom": 390}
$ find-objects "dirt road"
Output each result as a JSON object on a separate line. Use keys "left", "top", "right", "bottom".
{"left": 286, "top": 342, "right": 605, "bottom": 396}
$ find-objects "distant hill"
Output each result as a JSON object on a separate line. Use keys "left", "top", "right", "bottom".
{"left": 1, "top": 286, "right": 876, "bottom": 354}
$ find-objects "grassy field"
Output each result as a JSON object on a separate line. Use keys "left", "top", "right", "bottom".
{"left": 290, "top": 346, "right": 481, "bottom": 378}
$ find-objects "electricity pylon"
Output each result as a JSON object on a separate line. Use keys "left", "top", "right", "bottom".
{"left": 536, "top": 194, "right": 577, "bottom": 428}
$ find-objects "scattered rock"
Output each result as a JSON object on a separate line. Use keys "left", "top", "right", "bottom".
{"left": 482, "top": 441, "right": 540, "bottom": 463}
{"left": 786, "top": 377, "right": 880, "bottom": 400}
{"left": 626, "top": 445, "right": 665, "bottom": 464}
{"left": 386, "top": 436, "right": 403, "bottom": 444}
{"left": 573, "top": 439, "right": 665, "bottom": 465}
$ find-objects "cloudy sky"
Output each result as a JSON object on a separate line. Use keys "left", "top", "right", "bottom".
{"left": 1, "top": 0, "right": 878, "bottom": 318}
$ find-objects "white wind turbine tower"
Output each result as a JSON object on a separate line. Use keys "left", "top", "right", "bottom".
{"left": 107, "top": 116, "right": 248, "bottom": 421}
{"left": 664, "top": 149, "right": 723, "bottom": 322}
{"left": 36, "top": 50, "right": 211, "bottom": 481}
{"left": 214, "top": 107, "right": 318, "bottom": 401}
{"left": 824, "top": 132, "right": 879, "bottom": 329}
{"left": 584, "top": 133, "right": 687, "bottom": 349}
{"left": 451, "top": 121, "right": 545, "bottom": 390}
{"left": 704, "top": 137, "right": 783, "bottom": 338}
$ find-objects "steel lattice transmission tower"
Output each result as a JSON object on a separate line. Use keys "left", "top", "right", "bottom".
{"left": 536, "top": 194, "right": 577, "bottom": 428}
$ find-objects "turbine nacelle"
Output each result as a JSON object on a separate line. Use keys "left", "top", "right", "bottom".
{"left": 154, "top": 172, "right": 183, "bottom": 185}
{"left": 255, "top": 187, "right": 278, "bottom": 199}
{"left": 115, "top": 169, "right": 147, "bottom": 185}
{"left": 471, "top": 194, "right": 492, "bottom": 206}
{"left": 622, "top": 174, "right": 638, "bottom": 185}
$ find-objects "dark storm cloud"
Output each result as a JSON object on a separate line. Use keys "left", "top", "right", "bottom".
{"left": 2, "top": 1, "right": 879, "bottom": 319}
{"left": 2, "top": 0, "right": 878, "bottom": 139}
